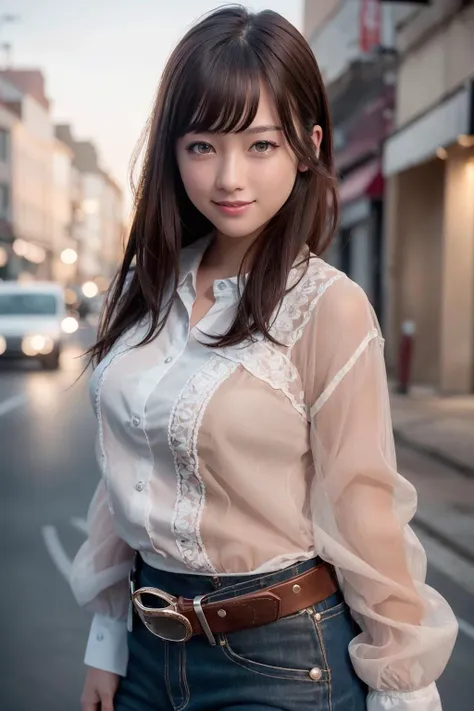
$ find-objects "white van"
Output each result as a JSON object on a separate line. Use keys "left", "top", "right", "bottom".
{"left": 0, "top": 282, "right": 77, "bottom": 370}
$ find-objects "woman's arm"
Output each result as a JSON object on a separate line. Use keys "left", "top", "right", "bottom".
{"left": 307, "top": 279, "right": 457, "bottom": 711}
{"left": 70, "top": 477, "right": 134, "bottom": 676}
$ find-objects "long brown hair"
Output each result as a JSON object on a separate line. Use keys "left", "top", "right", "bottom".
{"left": 89, "top": 4, "right": 339, "bottom": 365}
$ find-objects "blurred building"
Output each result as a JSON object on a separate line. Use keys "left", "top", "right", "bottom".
{"left": 383, "top": 0, "right": 474, "bottom": 394}
{"left": 56, "top": 125, "right": 125, "bottom": 281}
{"left": 305, "top": 0, "right": 474, "bottom": 394}
{"left": 0, "top": 69, "right": 124, "bottom": 288}
{"left": 0, "top": 87, "right": 16, "bottom": 280}
{"left": 304, "top": 0, "right": 398, "bottom": 321}
{"left": 0, "top": 70, "right": 57, "bottom": 281}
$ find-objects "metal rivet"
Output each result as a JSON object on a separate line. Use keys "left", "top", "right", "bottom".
{"left": 314, "top": 612, "right": 322, "bottom": 622}
{"left": 292, "top": 584, "right": 301, "bottom": 594}
{"left": 217, "top": 609, "right": 227, "bottom": 618}
{"left": 309, "top": 666, "right": 322, "bottom": 680}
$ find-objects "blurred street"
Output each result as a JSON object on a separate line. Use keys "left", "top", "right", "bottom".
{"left": 0, "top": 323, "right": 473, "bottom": 711}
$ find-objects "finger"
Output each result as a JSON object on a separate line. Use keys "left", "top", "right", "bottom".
{"left": 81, "top": 692, "right": 100, "bottom": 711}
{"left": 100, "top": 693, "right": 115, "bottom": 711}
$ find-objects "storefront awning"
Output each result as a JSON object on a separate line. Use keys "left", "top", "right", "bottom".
{"left": 339, "top": 159, "right": 383, "bottom": 205}
{"left": 383, "top": 83, "right": 473, "bottom": 176}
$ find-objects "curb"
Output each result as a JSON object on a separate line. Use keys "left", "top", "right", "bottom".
{"left": 394, "top": 430, "right": 474, "bottom": 480}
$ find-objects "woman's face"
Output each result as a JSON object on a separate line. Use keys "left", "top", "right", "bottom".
{"left": 176, "top": 85, "right": 321, "bottom": 241}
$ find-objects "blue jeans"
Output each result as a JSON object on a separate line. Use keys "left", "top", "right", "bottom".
{"left": 114, "top": 556, "right": 367, "bottom": 711}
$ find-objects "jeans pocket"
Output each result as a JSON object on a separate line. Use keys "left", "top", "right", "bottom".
{"left": 220, "top": 608, "right": 331, "bottom": 682}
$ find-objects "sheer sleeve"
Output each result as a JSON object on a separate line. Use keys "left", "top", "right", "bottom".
{"left": 303, "top": 277, "right": 457, "bottom": 708}
{"left": 70, "top": 477, "right": 133, "bottom": 616}
{"left": 70, "top": 476, "right": 134, "bottom": 675}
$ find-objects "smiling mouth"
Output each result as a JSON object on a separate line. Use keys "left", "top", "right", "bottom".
{"left": 213, "top": 201, "right": 254, "bottom": 207}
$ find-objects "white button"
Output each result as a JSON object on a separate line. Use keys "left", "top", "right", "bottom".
{"left": 165, "top": 357, "right": 173, "bottom": 364}
{"left": 132, "top": 415, "right": 141, "bottom": 427}
{"left": 96, "top": 633, "right": 104, "bottom": 642}
{"left": 135, "top": 481, "right": 145, "bottom": 492}
{"left": 309, "top": 666, "right": 322, "bottom": 680}
{"left": 217, "top": 281, "right": 226, "bottom": 291}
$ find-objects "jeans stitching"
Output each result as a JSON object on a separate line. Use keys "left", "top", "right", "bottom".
{"left": 220, "top": 638, "right": 329, "bottom": 682}
{"left": 205, "top": 560, "right": 318, "bottom": 602}
{"left": 320, "top": 607, "right": 347, "bottom": 624}
{"left": 164, "top": 642, "right": 173, "bottom": 707}
{"left": 174, "top": 644, "right": 190, "bottom": 711}
{"left": 312, "top": 617, "right": 332, "bottom": 711}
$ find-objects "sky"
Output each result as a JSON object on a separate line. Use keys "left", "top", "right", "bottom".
{"left": 5, "top": 1, "right": 303, "bottom": 215}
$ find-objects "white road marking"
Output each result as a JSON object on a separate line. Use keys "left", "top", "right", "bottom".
{"left": 70, "top": 516, "right": 88, "bottom": 534}
{"left": 0, "top": 393, "right": 28, "bottom": 418}
{"left": 41, "top": 525, "right": 72, "bottom": 582}
{"left": 457, "top": 617, "right": 474, "bottom": 642}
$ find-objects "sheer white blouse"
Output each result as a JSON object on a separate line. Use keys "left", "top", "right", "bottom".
{"left": 70, "top": 236, "right": 457, "bottom": 711}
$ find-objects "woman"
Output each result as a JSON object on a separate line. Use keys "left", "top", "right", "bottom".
{"left": 71, "top": 6, "right": 457, "bottom": 711}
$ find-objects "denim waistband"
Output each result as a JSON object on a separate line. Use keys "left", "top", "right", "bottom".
{"left": 136, "top": 555, "right": 330, "bottom": 603}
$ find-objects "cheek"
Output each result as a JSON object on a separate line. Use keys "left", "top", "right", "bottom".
{"left": 257, "top": 154, "right": 298, "bottom": 204}
{"left": 178, "top": 159, "right": 212, "bottom": 202}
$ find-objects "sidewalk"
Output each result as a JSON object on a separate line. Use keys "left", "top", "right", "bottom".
{"left": 390, "top": 386, "right": 474, "bottom": 564}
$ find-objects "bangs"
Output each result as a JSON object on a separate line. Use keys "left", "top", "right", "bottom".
{"left": 176, "top": 41, "right": 262, "bottom": 135}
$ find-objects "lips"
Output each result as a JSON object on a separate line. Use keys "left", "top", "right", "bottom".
{"left": 213, "top": 201, "right": 253, "bottom": 207}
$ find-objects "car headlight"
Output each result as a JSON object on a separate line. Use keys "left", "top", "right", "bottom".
{"left": 61, "top": 316, "right": 79, "bottom": 334}
{"left": 21, "top": 334, "right": 55, "bottom": 356}
{"left": 0, "top": 335, "right": 6, "bottom": 356}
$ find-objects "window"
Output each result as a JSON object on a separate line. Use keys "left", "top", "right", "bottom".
{"left": 0, "top": 293, "right": 58, "bottom": 316}
{"left": 0, "top": 184, "right": 9, "bottom": 219}
{"left": 0, "top": 128, "right": 9, "bottom": 162}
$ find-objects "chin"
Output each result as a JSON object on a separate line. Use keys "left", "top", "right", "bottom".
{"left": 211, "top": 218, "right": 267, "bottom": 240}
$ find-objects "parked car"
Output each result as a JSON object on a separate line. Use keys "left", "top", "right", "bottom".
{"left": 0, "top": 282, "right": 78, "bottom": 370}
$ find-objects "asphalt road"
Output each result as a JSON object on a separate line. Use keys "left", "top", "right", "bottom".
{"left": 0, "top": 324, "right": 473, "bottom": 711}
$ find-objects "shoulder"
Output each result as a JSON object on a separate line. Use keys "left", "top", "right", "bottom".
{"left": 287, "top": 255, "right": 381, "bottom": 348}
{"left": 272, "top": 255, "right": 376, "bottom": 347}
{"left": 309, "top": 258, "right": 374, "bottom": 327}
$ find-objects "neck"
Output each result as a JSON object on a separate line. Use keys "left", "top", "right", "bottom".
{"left": 202, "top": 230, "right": 259, "bottom": 278}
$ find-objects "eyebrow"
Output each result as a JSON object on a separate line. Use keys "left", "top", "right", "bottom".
{"left": 242, "top": 125, "right": 283, "bottom": 135}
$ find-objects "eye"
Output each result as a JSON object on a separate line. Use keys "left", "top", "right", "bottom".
{"left": 185, "top": 142, "right": 214, "bottom": 156}
{"left": 251, "top": 141, "right": 278, "bottom": 154}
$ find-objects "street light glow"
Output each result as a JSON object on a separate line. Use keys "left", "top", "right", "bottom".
{"left": 60, "top": 248, "right": 78, "bottom": 265}
{"left": 82, "top": 281, "right": 99, "bottom": 298}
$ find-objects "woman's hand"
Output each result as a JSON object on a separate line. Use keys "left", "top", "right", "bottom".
{"left": 81, "top": 667, "right": 120, "bottom": 711}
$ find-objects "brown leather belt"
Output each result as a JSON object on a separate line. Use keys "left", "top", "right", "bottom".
{"left": 131, "top": 560, "right": 339, "bottom": 645}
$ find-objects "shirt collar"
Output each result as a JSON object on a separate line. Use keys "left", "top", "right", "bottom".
{"left": 177, "top": 235, "right": 309, "bottom": 293}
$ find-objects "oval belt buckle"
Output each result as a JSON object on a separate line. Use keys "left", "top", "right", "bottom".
{"left": 132, "top": 587, "right": 193, "bottom": 642}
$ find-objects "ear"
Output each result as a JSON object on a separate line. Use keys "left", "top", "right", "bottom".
{"left": 298, "top": 124, "right": 323, "bottom": 172}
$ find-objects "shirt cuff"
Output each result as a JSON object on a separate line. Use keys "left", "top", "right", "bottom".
{"left": 84, "top": 613, "right": 129, "bottom": 677}
{"left": 367, "top": 683, "right": 441, "bottom": 711}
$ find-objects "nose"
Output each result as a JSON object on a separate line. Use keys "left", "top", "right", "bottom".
{"left": 215, "top": 152, "right": 245, "bottom": 194}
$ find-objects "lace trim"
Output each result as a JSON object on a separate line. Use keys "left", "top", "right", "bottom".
{"left": 221, "top": 341, "right": 309, "bottom": 421}
{"left": 169, "top": 355, "right": 238, "bottom": 572}
{"left": 271, "top": 266, "right": 343, "bottom": 347}
{"left": 310, "top": 328, "right": 379, "bottom": 418}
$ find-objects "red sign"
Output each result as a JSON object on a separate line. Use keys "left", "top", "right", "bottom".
{"left": 360, "top": 0, "right": 381, "bottom": 53}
